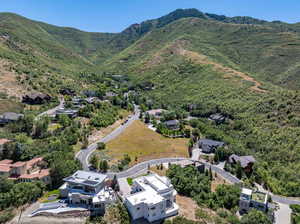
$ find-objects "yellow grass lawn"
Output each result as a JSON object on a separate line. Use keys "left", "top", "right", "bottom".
{"left": 106, "top": 120, "right": 188, "bottom": 164}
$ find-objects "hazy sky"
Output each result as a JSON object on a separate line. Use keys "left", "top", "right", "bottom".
{"left": 1, "top": 0, "right": 300, "bottom": 32}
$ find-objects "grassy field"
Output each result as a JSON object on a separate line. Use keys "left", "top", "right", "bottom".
{"left": 106, "top": 120, "right": 189, "bottom": 164}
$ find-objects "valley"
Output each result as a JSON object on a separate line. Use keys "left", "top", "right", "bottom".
{"left": 0, "top": 7, "right": 300, "bottom": 224}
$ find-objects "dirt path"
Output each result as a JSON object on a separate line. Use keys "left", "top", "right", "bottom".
{"left": 178, "top": 48, "right": 267, "bottom": 93}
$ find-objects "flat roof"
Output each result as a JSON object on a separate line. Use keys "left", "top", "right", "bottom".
{"left": 145, "top": 175, "right": 169, "bottom": 192}
{"left": 242, "top": 188, "right": 252, "bottom": 196}
{"left": 64, "top": 170, "right": 107, "bottom": 187}
{"left": 126, "top": 190, "right": 164, "bottom": 206}
{"left": 126, "top": 174, "right": 173, "bottom": 206}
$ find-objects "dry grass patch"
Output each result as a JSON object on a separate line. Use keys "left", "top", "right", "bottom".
{"left": 176, "top": 195, "right": 199, "bottom": 221}
{"left": 0, "top": 99, "right": 23, "bottom": 114}
{"left": 106, "top": 120, "right": 188, "bottom": 164}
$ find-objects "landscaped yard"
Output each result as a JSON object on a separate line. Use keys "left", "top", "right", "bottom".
{"left": 106, "top": 120, "right": 189, "bottom": 164}
{"left": 39, "top": 189, "right": 60, "bottom": 203}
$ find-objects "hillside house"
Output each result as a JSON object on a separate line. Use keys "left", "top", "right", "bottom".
{"left": 146, "top": 109, "right": 166, "bottom": 119}
{"left": 125, "top": 174, "right": 179, "bottom": 223}
{"left": 209, "top": 113, "right": 226, "bottom": 124}
{"left": 228, "top": 154, "right": 256, "bottom": 173}
{"left": 198, "top": 139, "right": 225, "bottom": 153}
{"left": 239, "top": 188, "right": 268, "bottom": 213}
{"left": 0, "top": 112, "right": 24, "bottom": 125}
{"left": 22, "top": 93, "right": 52, "bottom": 104}
{"left": 0, "top": 157, "right": 51, "bottom": 184}
{"left": 59, "top": 170, "right": 116, "bottom": 215}
{"left": 163, "top": 120, "right": 180, "bottom": 130}
{"left": 59, "top": 88, "right": 76, "bottom": 96}
{"left": 55, "top": 108, "right": 78, "bottom": 118}
{"left": 103, "top": 91, "right": 117, "bottom": 100}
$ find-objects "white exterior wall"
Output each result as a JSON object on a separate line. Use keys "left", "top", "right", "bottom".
{"left": 125, "top": 174, "right": 178, "bottom": 222}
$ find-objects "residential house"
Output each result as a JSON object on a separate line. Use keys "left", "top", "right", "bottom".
{"left": 209, "top": 113, "right": 226, "bottom": 124}
{"left": 103, "top": 91, "right": 117, "bottom": 100}
{"left": 198, "top": 139, "right": 225, "bottom": 153}
{"left": 228, "top": 154, "right": 256, "bottom": 173}
{"left": 59, "top": 170, "right": 116, "bottom": 215}
{"left": 163, "top": 120, "right": 180, "bottom": 130}
{"left": 82, "top": 90, "right": 97, "bottom": 97}
{"left": 85, "top": 97, "right": 99, "bottom": 104}
{"left": 125, "top": 174, "right": 179, "bottom": 223}
{"left": 0, "top": 157, "right": 51, "bottom": 185}
{"left": 59, "top": 88, "right": 76, "bottom": 96}
{"left": 22, "top": 93, "right": 52, "bottom": 104}
{"left": 0, "top": 139, "right": 11, "bottom": 154}
{"left": 146, "top": 109, "right": 166, "bottom": 119}
{"left": 239, "top": 188, "right": 268, "bottom": 213}
{"left": 0, "top": 112, "right": 24, "bottom": 125}
{"left": 55, "top": 108, "right": 78, "bottom": 118}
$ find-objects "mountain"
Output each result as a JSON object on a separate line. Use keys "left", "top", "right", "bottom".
{"left": 1, "top": 9, "right": 300, "bottom": 196}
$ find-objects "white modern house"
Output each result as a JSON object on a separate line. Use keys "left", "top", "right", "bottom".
{"left": 239, "top": 188, "right": 268, "bottom": 213}
{"left": 59, "top": 170, "right": 116, "bottom": 215}
{"left": 125, "top": 174, "right": 179, "bottom": 222}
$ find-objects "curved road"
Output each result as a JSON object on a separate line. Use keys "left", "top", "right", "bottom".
{"left": 75, "top": 105, "right": 300, "bottom": 206}
{"left": 76, "top": 105, "right": 140, "bottom": 171}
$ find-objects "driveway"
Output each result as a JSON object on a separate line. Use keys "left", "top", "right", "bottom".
{"left": 274, "top": 203, "right": 291, "bottom": 224}
{"left": 118, "top": 178, "right": 131, "bottom": 197}
{"left": 35, "top": 97, "right": 64, "bottom": 120}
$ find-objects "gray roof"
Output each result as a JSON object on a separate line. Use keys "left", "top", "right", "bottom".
{"left": 198, "top": 139, "right": 225, "bottom": 147}
{"left": 229, "top": 154, "right": 256, "bottom": 168}
{"left": 1, "top": 112, "right": 24, "bottom": 121}
{"left": 209, "top": 113, "right": 225, "bottom": 121}
{"left": 63, "top": 170, "right": 107, "bottom": 187}
{"left": 164, "top": 120, "right": 179, "bottom": 126}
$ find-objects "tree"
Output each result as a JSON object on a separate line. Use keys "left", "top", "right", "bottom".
{"left": 33, "top": 117, "right": 50, "bottom": 139}
{"left": 214, "top": 184, "right": 241, "bottom": 210}
{"left": 241, "top": 209, "right": 272, "bottom": 224}
{"left": 97, "top": 142, "right": 106, "bottom": 150}
{"left": 50, "top": 154, "right": 81, "bottom": 188}
{"left": 58, "top": 114, "right": 71, "bottom": 127}
{"left": 236, "top": 162, "right": 244, "bottom": 179}
{"left": 209, "top": 167, "right": 213, "bottom": 181}
{"left": 90, "top": 154, "right": 100, "bottom": 170}
{"left": 144, "top": 112, "right": 151, "bottom": 123}
{"left": 99, "top": 160, "right": 109, "bottom": 173}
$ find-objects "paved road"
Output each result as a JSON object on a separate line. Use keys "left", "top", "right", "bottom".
{"left": 76, "top": 105, "right": 140, "bottom": 171}
{"left": 107, "top": 157, "right": 187, "bottom": 179}
{"left": 35, "top": 97, "right": 64, "bottom": 120}
{"left": 75, "top": 106, "right": 300, "bottom": 206}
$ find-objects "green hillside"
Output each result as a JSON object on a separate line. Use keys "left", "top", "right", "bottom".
{"left": 0, "top": 9, "right": 300, "bottom": 196}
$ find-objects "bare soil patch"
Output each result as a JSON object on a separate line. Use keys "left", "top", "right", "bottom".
{"left": 0, "top": 59, "right": 26, "bottom": 98}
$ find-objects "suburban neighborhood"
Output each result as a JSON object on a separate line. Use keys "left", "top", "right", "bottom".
{"left": 0, "top": 4, "right": 300, "bottom": 224}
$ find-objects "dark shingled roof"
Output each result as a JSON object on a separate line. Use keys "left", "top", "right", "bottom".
{"left": 164, "top": 120, "right": 179, "bottom": 126}
{"left": 229, "top": 154, "right": 256, "bottom": 168}
{"left": 198, "top": 139, "right": 225, "bottom": 147}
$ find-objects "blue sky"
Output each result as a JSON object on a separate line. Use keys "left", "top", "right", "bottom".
{"left": 1, "top": 0, "right": 299, "bottom": 32}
